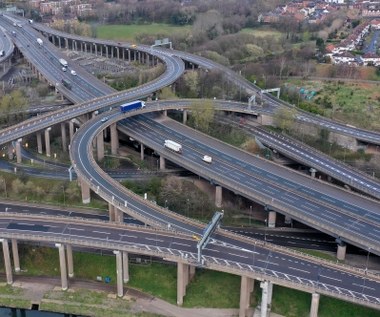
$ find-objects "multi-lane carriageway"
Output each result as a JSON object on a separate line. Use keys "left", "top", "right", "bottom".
{"left": 0, "top": 13, "right": 380, "bottom": 310}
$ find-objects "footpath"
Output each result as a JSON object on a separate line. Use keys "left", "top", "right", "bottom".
{"left": 0, "top": 276, "right": 286, "bottom": 317}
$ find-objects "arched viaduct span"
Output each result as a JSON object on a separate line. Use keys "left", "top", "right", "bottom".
{"left": 29, "top": 20, "right": 380, "bottom": 147}
{"left": 1, "top": 211, "right": 379, "bottom": 311}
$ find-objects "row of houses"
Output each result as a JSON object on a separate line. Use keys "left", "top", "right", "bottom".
{"left": 258, "top": 0, "right": 340, "bottom": 24}
{"left": 326, "top": 19, "right": 380, "bottom": 66}
{"left": 28, "top": 0, "right": 94, "bottom": 17}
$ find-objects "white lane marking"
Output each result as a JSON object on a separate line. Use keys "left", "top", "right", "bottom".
{"left": 352, "top": 283, "right": 375, "bottom": 291}
{"left": 171, "top": 242, "right": 191, "bottom": 247}
{"left": 319, "top": 274, "right": 341, "bottom": 282}
{"left": 145, "top": 237, "right": 164, "bottom": 243}
{"left": 228, "top": 252, "right": 248, "bottom": 259}
{"left": 288, "top": 266, "right": 310, "bottom": 274}
{"left": 92, "top": 230, "right": 110, "bottom": 235}
{"left": 257, "top": 259, "right": 279, "bottom": 266}
{"left": 68, "top": 228, "right": 85, "bottom": 231}
{"left": 119, "top": 234, "right": 137, "bottom": 238}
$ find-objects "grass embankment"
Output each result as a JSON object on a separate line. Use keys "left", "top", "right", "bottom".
{"left": 1, "top": 247, "right": 379, "bottom": 316}
{"left": 284, "top": 78, "right": 380, "bottom": 131}
{"left": 96, "top": 24, "right": 190, "bottom": 42}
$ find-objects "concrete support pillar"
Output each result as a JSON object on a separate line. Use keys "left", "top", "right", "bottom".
{"left": 37, "top": 132, "right": 42, "bottom": 154}
{"left": 267, "top": 281, "right": 273, "bottom": 309}
{"left": 15, "top": 139, "right": 22, "bottom": 164}
{"left": 337, "top": 242, "right": 347, "bottom": 261}
{"left": 189, "top": 265, "right": 195, "bottom": 281}
{"left": 183, "top": 110, "right": 187, "bottom": 124}
{"left": 11, "top": 239, "right": 20, "bottom": 273}
{"left": 284, "top": 215, "right": 292, "bottom": 225}
{"left": 310, "top": 293, "right": 320, "bottom": 317}
{"left": 7, "top": 143, "right": 14, "bottom": 160}
{"left": 66, "top": 244, "right": 74, "bottom": 278}
{"left": 215, "top": 185, "right": 222, "bottom": 208}
{"left": 239, "top": 276, "right": 252, "bottom": 317}
{"left": 69, "top": 120, "right": 74, "bottom": 143}
{"left": 44, "top": 127, "right": 51, "bottom": 157}
{"left": 108, "top": 203, "right": 115, "bottom": 222}
{"left": 327, "top": 175, "right": 332, "bottom": 182}
{"left": 114, "top": 250, "right": 123, "bottom": 297}
{"left": 163, "top": 110, "right": 167, "bottom": 116}
{"left": 56, "top": 243, "right": 68, "bottom": 290}
{"left": 159, "top": 156, "right": 166, "bottom": 170}
{"left": 115, "top": 207, "right": 123, "bottom": 224}
{"left": 310, "top": 168, "right": 317, "bottom": 178}
{"left": 140, "top": 143, "right": 144, "bottom": 160}
{"left": 80, "top": 177, "right": 91, "bottom": 204}
{"left": 122, "top": 252, "right": 129, "bottom": 283}
{"left": 110, "top": 123, "right": 119, "bottom": 155}
{"left": 268, "top": 211, "right": 276, "bottom": 228}
{"left": 61, "top": 122, "right": 67, "bottom": 152}
{"left": 260, "top": 281, "right": 269, "bottom": 317}
{"left": 1, "top": 239, "right": 13, "bottom": 284}
{"left": 96, "top": 132, "right": 104, "bottom": 161}
{"left": 177, "top": 262, "right": 189, "bottom": 306}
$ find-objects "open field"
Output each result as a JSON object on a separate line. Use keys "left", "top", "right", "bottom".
{"left": 240, "top": 27, "right": 283, "bottom": 39}
{"left": 96, "top": 24, "right": 191, "bottom": 42}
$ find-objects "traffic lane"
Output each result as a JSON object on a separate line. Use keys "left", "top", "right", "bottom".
{"left": 121, "top": 117, "right": 380, "bottom": 243}
{"left": 206, "top": 238, "right": 380, "bottom": 298}
{"left": 139, "top": 116, "right": 380, "bottom": 221}
{"left": 73, "top": 118, "right": 202, "bottom": 236}
{"left": 253, "top": 128, "right": 380, "bottom": 198}
{"left": 1, "top": 216, "right": 379, "bottom": 301}
{"left": 0, "top": 20, "right": 101, "bottom": 102}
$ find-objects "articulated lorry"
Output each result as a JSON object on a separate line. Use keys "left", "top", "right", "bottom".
{"left": 120, "top": 100, "right": 145, "bottom": 113}
{"left": 164, "top": 140, "right": 182, "bottom": 153}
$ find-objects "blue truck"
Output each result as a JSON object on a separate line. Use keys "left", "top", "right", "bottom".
{"left": 120, "top": 100, "right": 145, "bottom": 113}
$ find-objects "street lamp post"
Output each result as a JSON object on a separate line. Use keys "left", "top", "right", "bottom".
{"left": 165, "top": 199, "right": 168, "bottom": 209}
{"left": 186, "top": 199, "right": 189, "bottom": 217}
{"left": 264, "top": 218, "right": 267, "bottom": 243}
{"left": 249, "top": 205, "right": 252, "bottom": 226}
{"left": 365, "top": 248, "right": 371, "bottom": 274}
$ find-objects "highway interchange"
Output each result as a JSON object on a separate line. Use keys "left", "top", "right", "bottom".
{"left": 0, "top": 13, "right": 379, "bottom": 309}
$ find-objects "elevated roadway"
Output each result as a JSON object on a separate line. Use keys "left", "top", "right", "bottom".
{"left": 1, "top": 212, "right": 379, "bottom": 309}
{"left": 113, "top": 112, "right": 380, "bottom": 254}
{"left": 1, "top": 13, "right": 380, "bottom": 309}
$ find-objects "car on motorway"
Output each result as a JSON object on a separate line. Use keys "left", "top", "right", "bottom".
{"left": 192, "top": 234, "right": 201, "bottom": 241}
{"left": 70, "top": 70, "right": 77, "bottom": 76}
{"left": 0, "top": 50, "right": 4, "bottom": 57}
{"left": 62, "top": 67, "right": 67, "bottom": 72}
{"left": 101, "top": 117, "right": 109, "bottom": 123}
{"left": 202, "top": 155, "right": 212, "bottom": 163}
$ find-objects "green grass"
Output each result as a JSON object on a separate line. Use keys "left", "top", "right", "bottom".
{"left": 184, "top": 270, "right": 242, "bottom": 308}
{"left": 128, "top": 262, "right": 177, "bottom": 304}
{"left": 240, "top": 27, "right": 283, "bottom": 39}
{"left": 319, "top": 295, "right": 380, "bottom": 317}
{"left": 272, "top": 285, "right": 311, "bottom": 317}
{"left": 96, "top": 24, "right": 191, "bottom": 42}
{"left": 296, "top": 249, "right": 340, "bottom": 262}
